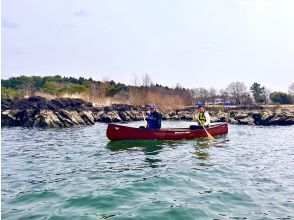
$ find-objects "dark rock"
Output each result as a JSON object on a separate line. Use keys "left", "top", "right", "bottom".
{"left": 79, "top": 111, "right": 95, "bottom": 125}
{"left": 169, "top": 111, "right": 177, "bottom": 117}
{"left": 100, "top": 113, "right": 113, "bottom": 123}
{"left": 118, "top": 111, "right": 130, "bottom": 121}
{"left": 1, "top": 110, "right": 21, "bottom": 126}
{"left": 28, "top": 96, "right": 47, "bottom": 103}
{"left": 162, "top": 114, "right": 170, "bottom": 120}
{"left": 34, "top": 110, "right": 64, "bottom": 128}
{"left": 260, "top": 111, "right": 275, "bottom": 125}
{"left": 111, "top": 104, "right": 144, "bottom": 112}
{"left": 234, "top": 112, "right": 249, "bottom": 120}
{"left": 252, "top": 112, "right": 261, "bottom": 125}
{"left": 2, "top": 97, "right": 294, "bottom": 127}
{"left": 104, "top": 106, "right": 113, "bottom": 112}
{"left": 238, "top": 117, "right": 255, "bottom": 125}
{"left": 93, "top": 111, "right": 104, "bottom": 122}
{"left": 1, "top": 97, "right": 99, "bottom": 128}
{"left": 22, "top": 109, "right": 39, "bottom": 127}
{"left": 268, "top": 112, "right": 294, "bottom": 125}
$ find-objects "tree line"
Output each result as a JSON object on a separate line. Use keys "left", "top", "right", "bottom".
{"left": 1, "top": 75, "right": 294, "bottom": 108}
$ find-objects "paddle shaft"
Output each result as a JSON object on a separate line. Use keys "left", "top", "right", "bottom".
{"left": 142, "top": 113, "right": 147, "bottom": 128}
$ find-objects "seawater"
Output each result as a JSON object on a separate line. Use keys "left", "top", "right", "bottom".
{"left": 2, "top": 121, "right": 294, "bottom": 219}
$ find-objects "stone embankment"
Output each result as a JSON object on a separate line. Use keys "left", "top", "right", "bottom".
{"left": 1, "top": 97, "right": 294, "bottom": 128}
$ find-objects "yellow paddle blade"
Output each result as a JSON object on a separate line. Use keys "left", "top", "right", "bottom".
{"left": 207, "top": 133, "right": 214, "bottom": 140}
{"left": 203, "top": 126, "right": 214, "bottom": 140}
{"left": 143, "top": 119, "right": 147, "bottom": 128}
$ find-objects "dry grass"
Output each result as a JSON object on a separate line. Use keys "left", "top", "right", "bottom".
{"left": 261, "top": 104, "right": 294, "bottom": 111}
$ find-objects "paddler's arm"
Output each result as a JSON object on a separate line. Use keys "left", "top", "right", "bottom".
{"left": 192, "top": 112, "right": 199, "bottom": 125}
{"left": 203, "top": 111, "right": 211, "bottom": 126}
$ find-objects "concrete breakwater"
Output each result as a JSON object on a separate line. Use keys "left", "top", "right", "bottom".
{"left": 2, "top": 97, "right": 294, "bottom": 128}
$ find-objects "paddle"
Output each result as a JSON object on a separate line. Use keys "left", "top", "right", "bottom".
{"left": 193, "top": 113, "right": 214, "bottom": 140}
{"left": 142, "top": 113, "right": 147, "bottom": 128}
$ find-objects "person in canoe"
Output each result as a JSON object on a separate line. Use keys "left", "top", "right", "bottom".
{"left": 190, "top": 104, "right": 211, "bottom": 130}
{"left": 141, "top": 104, "right": 162, "bottom": 129}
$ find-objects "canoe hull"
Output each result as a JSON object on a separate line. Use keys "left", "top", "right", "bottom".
{"left": 106, "top": 123, "right": 228, "bottom": 141}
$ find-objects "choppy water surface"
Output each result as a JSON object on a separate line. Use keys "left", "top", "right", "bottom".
{"left": 2, "top": 121, "right": 294, "bottom": 219}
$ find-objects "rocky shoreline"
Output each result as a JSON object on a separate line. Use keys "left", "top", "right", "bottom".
{"left": 1, "top": 97, "right": 294, "bottom": 128}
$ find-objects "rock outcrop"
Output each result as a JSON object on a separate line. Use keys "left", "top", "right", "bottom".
{"left": 2, "top": 97, "right": 294, "bottom": 128}
{"left": 1, "top": 97, "right": 149, "bottom": 128}
{"left": 1, "top": 97, "right": 97, "bottom": 128}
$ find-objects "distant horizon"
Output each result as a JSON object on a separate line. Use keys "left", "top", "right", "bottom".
{"left": 2, "top": 0, "right": 294, "bottom": 93}
{"left": 1, "top": 73, "right": 292, "bottom": 93}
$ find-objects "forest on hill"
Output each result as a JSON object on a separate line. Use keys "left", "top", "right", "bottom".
{"left": 2, "top": 74, "right": 294, "bottom": 109}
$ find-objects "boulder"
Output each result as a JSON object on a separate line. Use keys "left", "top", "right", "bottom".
{"left": 127, "top": 111, "right": 142, "bottom": 121}
{"left": 54, "top": 111, "right": 75, "bottom": 127}
{"left": 93, "top": 111, "right": 104, "bottom": 122}
{"left": 170, "top": 115, "right": 180, "bottom": 120}
{"left": 260, "top": 111, "right": 275, "bottom": 125}
{"left": 268, "top": 112, "right": 294, "bottom": 125}
{"left": 162, "top": 114, "right": 170, "bottom": 120}
{"left": 228, "top": 118, "right": 239, "bottom": 124}
{"left": 177, "top": 110, "right": 193, "bottom": 120}
{"left": 109, "top": 111, "right": 123, "bottom": 122}
{"left": 238, "top": 117, "right": 255, "bottom": 125}
{"left": 169, "top": 111, "right": 177, "bottom": 117}
{"left": 1, "top": 110, "right": 21, "bottom": 126}
{"left": 79, "top": 110, "right": 95, "bottom": 125}
{"left": 58, "top": 109, "right": 87, "bottom": 125}
{"left": 103, "top": 106, "right": 113, "bottom": 112}
{"left": 34, "top": 110, "right": 64, "bottom": 128}
{"left": 118, "top": 111, "right": 131, "bottom": 121}
{"left": 210, "top": 116, "right": 218, "bottom": 123}
{"left": 251, "top": 111, "right": 261, "bottom": 125}
{"left": 234, "top": 112, "right": 249, "bottom": 120}
{"left": 21, "top": 109, "right": 39, "bottom": 127}
{"left": 100, "top": 113, "right": 113, "bottom": 123}
{"left": 217, "top": 112, "right": 230, "bottom": 122}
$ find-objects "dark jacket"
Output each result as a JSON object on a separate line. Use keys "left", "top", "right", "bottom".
{"left": 146, "top": 111, "right": 162, "bottom": 129}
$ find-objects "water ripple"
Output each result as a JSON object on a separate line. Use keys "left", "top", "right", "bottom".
{"left": 2, "top": 122, "right": 294, "bottom": 219}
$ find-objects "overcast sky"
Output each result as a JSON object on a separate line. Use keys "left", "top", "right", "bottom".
{"left": 2, "top": 0, "right": 294, "bottom": 92}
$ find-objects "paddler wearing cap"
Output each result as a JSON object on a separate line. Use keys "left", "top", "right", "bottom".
{"left": 191, "top": 104, "right": 211, "bottom": 129}
{"left": 145, "top": 104, "right": 162, "bottom": 129}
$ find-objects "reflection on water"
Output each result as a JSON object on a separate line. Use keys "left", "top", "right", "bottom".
{"left": 107, "top": 140, "right": 166, "bottom": 152}
{"left": 194, "top": 135, "right": 230, "bottom": 148}
{"left": 107, "top": 140, "right": 166, "bottom": 169}
{"left": 107, "top": 135, "right": 229, "bottom": 169}
{"left": 195, "top": 150, "right": 209, "bottom": 160}
{"left": 193, "top": 136, "right": 230, "bottom": 168}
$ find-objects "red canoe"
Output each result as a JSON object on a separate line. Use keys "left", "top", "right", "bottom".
{"left": 106, "top": 123, "right": 228, "bottom": 141}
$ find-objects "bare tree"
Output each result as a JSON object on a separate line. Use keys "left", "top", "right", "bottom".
{"left": 208, "top": 87, "right": 217, "bottom": 106}
{"left": 129, "top": 74, "right": 144, "bottom": 105}
{"left": 131, "top": 73, "right": 141, "bottom": 86}
{"left": 141, "top": 73, "right": 153, "bottom": 87}
{"left": 226, "top": 82, "right": 247, "bottom": 104}
{"left": 240, "top": 92, "right": 253, "bottom": 105}
{"left": 219, "top": 89, "right": 229, "bottom": 102}
{"left": 101, "top": 75, "right": 110, "bottom": 83}
{"left": 288, "top": 83, "right": 294, "bottom": 103}
{"left": 191, "top": 87, "right": 209, "bottom": 103}
{"left": 289, "top": 82, "right": 294, "bottom": 96}
{"left": 264, "top": 87, "right": 271, "bottom": 104}
{"left": 175, "top": 83, "right": 183, "bottom": 90}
